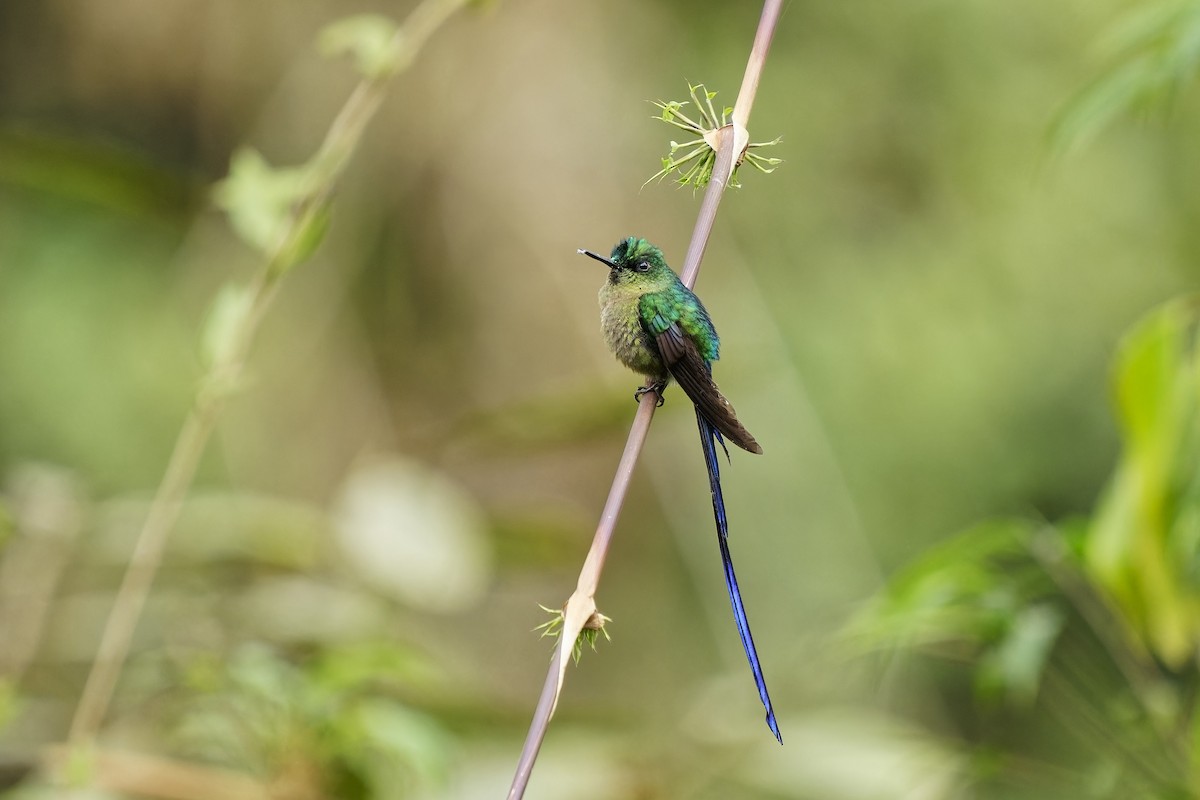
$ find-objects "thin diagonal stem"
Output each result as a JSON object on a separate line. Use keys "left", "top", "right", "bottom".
{"left": 67, "top": 231, "right": 278, "bottom": 752}
{"left": 681, "top": 0, "right": 783, "bottom": 291}
{"left": 506, "top": 404, "right": 655, "bottom": 798}
{"left": 65, "top": 0, "right": 467, "bottom": 751}
{"left": 731, "top": 0, "right": 782, "bottom": 133}
{"left": 507, "top": 2, "right": 783, "bottom": 797}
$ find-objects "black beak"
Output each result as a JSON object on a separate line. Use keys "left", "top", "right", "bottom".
{"left": 578, "top": 249, "right": 616, "bottom": 269}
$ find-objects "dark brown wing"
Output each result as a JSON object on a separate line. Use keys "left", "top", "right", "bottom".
{"left": 655, "top": 324, "right": 763, "bottom": 454}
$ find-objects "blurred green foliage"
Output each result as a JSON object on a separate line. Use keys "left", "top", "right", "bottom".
{"left": 215, "top": 148, "right": 324, "bottom": 260}
{"left": 1051, "top": 0, "right": 1200, "bottom": 156}
{"left": 318, "top": 16, "right": 405, "bottom": 81}
{"left": 176, "top": 643, "right": 452, "bottom": 798}
{"left": 3, "top": 0, "right": 1200, "bottom": 798}
{"left": 1089, "top": 298, "right": 1200, "bottom": 668}
{"left": 855, "top": 299, "right": 1200, "bottom": 796}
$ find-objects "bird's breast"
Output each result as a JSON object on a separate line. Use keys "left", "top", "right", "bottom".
{"left": 599, "top": 285, "right": 664, "bottom": 378}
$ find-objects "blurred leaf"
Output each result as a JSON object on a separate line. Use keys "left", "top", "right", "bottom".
{"left": 1050, "top": 57, "right": 1168, "bottom": 156}
{"left": 455, "top": 385, "right": 632, "bottom": 452}
{"left": 200, "top": 281, "right": 253, "bottom": 371}
{"left": 1087, "top": 297, "right": 1200, "bottom": 668}
{"left": 0, "top": 500, "right": 13, "bottom": 552}
{"left": 311, "top": 641, "right": 440, "bottom": 696}
{"left": 1050, "top": 0, "right": 1200, "bottom": 156}
{"left": 491, "top": 512, "right": 588, "bottom": 569}
{"left": 975, "top": 604, "right": 1066, "bottom": 705}
{"left": 339, "top": 699, "right": 453, "bottom": 790}
{"left": 225, "top": 644, "right": 299, "bottom": 717}
{"left": 214, "top": 148, "right": 315, "bottom": 256}
{"left": 235, "top": 576, "right": 389, "bottom": 645}
{"left": 176, "top": 644, "right": 452, "bottom": 798}
{"left": 850, "top": 519, "right": 1080, "bottom": 709}
{"left": 319, "top": 15, "right": 403, "bottom": 79}
{"left": 848, "top": 519, "right": 1052, "bottom": 653}
{"left": 0, "top": 126, "right": 199, "bottom": 218}
{"left": 1095, "top": 1, "right": 1200, "bottom": 57}
{"left": 333, "top": 456, "right": 492, "bottom": 613}
{"left": 270, "top": 200, "right": 330, "bottom": 277}
{"left": 176, "top": 645, "right": 306, "bottom": 771}
{"left": 94, "top": 491, "right": 328, "bottom": 569}
{"left": 0, "top": 784, "right": 118, "bottom": 800}
{"left": 1113, "top": 298, "right": 1188, "bottom": 461}
{"left": 0, "top": 678, "right": 19, "bottom": 729}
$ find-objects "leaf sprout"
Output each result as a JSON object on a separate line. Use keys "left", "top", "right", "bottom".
{"left": 534, "top": 604, "right": 612, "bottom": 665}
{"left": 644, "top": 82, "right": 782, "bottom": 191}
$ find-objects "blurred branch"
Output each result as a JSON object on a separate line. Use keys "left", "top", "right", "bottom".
{"left": 64, "top": 0, "right": 469, "bottom": 755}
{"left": 42, "top": 746, "right": 268, "bottom": 800}
{"left": 506, "top": 1, "right": 784, "bottom": 797}
{"left": 0, "top": 467, "right": 82, "bottom": 684}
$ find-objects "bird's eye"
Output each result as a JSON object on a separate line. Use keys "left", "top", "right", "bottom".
{"left": 635, "top": 262, "right": 650, "bottom": 272}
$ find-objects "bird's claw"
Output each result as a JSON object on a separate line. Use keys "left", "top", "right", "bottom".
{"left": 634, "top": 382, "right": 667, "bottom": 407}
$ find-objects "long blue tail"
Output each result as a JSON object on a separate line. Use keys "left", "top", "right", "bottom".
{"left": 695, "top": 407, "right": 782, "bottom": 744}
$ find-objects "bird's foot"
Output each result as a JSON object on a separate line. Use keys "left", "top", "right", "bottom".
{"left": 634, "top": 381, "right": 667, "bottom": 407}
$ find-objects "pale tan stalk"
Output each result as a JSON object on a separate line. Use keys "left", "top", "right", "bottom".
{"left": 65, "top": 0, "right": 469, "bottom": 753}
{"left": 507, "top": 2, "right": 785, "bottom": 796}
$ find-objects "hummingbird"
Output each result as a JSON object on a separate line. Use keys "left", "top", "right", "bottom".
{"left": 578, "top": 236, "right": 781, "bottom": 744}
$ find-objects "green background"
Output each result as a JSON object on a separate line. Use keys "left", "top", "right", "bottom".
{"left": 1, "top": 1, "right": 1197, "bottom": 797}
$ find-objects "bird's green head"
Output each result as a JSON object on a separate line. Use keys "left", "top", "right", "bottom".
{"left": 578, "top": 237, "right": 675, "bottom": 289}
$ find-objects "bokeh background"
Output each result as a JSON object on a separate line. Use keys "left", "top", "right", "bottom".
{"left": 2, "top": 0, "right": 1199, "bottom": 798}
